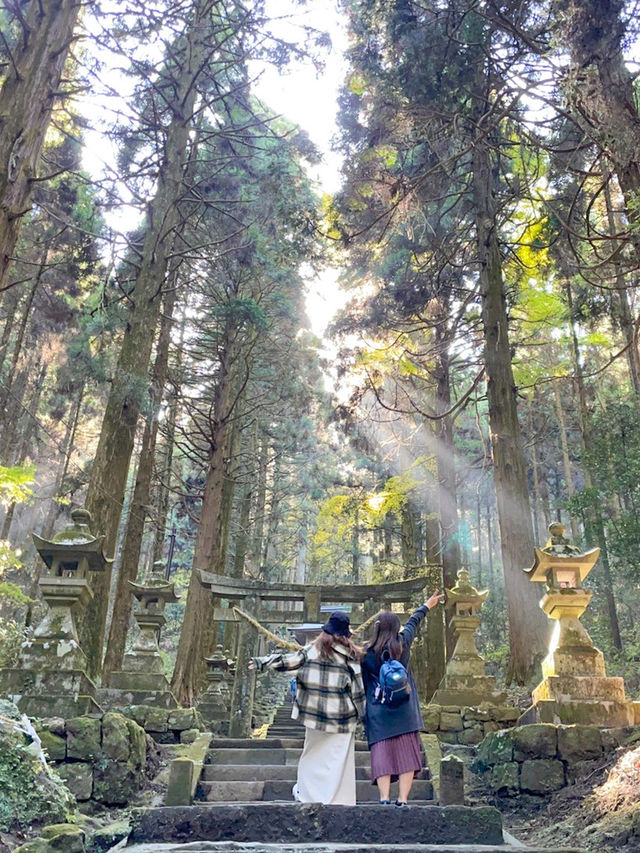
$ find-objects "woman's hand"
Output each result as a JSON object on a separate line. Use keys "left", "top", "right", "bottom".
{"left": 248, "top": 660, "right": 257, "bottom": 671}
{"left": 425, "top": 589, "right": 445, "bottom": 610}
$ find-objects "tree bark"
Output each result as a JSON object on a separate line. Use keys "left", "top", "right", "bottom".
{"left": 553, "top": 382, "right": 580, "bottom": 540}
{"left": 101, "top": 286, "right": 177, "bottom": 679}
{"left": 472, "top": 75, "right": 549, "bottom": 681}
{"left": 0, "top": 0, "right": 80, "bottom": 290}
{"left": 171, "top": 324, "right": 241, "bottom": 704}
{"left": 83, "top": 3, "right": 212, "bottom": 678}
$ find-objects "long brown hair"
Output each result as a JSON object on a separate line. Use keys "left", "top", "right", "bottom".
{"left": 365, "top": 610, "right": 403, "bottom": 661}
{"left": 314, "top": 631, "right": 363, "bottom": 661}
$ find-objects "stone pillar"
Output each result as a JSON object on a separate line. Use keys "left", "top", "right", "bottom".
{"left": 439, "top": 754, "right": 464, "bottom": 805}
{"left": 229, "top": 594, "right": 260, "bottom": 737}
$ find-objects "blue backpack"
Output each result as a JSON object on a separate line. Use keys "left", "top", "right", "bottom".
{"left": 373, "top": 650, "right": 411, "bottom": 706}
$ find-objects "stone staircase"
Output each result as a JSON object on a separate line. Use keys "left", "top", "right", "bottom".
{"left": 126, "top": 702, "right": 584, "bottom": 852}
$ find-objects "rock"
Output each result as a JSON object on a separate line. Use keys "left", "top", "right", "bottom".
{"left": 439, "top": 712, "right": 463, "bottom": 732}
{"left": 180, "top": 728, "right": 199, "bottom": 744}
{"left": 513, "top": 724, "right": 557, "bottom": 760}
{"left": 12, "top": 842, "right": 51, "bottom": 853}
{"left": 494, "top": 706, "right": 520, "bottom": 723}
{"left": 128, "top": 706, "right": 147, "bottom": 728}
{"left": 475, "top": 730, "right": 514, "bottom": 768}
{"left": 483, "top": 721, "right": 500, "bottom": 734}
{"left": 463, "top": 706, "right": 491, "bottom": 721}
{"left": 458, "top": 726, "right": 484, "bottom": 745}
{"left": 101, "top": 712, "right": 130, "bottom": 762}
{"left": 168, "top": 709, "right": 195, "bottom": 731}
{"left": 520, "top": 758, "right": 565, "bottom": 794}
{"left": 0, "top": 703, "right": 75, "bottom": 831}
{"left": 39, "top": 731, "right": 66, "bottom": 762}
{"left": 66, "top": 718, "right": 101, "bottom": 762}
{"left": 85, "top": 820, "right": 130, "bottom": 853}
{"left": 435, "top": 731, "right": 459, "bottom": 744}
{"left": 490, "top": 762, "right": 519, "bottom": 795}
{"left": 557, "top": 724, "right": 602, "bottom": 762}
{"left": 56, "top": 763, "right": 93, "bottom": 802}
{"left": 40, "top": 719, "right": 66, "bottom": 737}
{"left": 92, "top": 762, "right": 140, "bottom": 806}
{"left": 422, "top": 705, "right": 440, "bottom": 732}
{"left": 143, "top": 708, "right": 168, "bottom": 733}
{"left": 41, "top": 824, "right": 84, "bottom": 853}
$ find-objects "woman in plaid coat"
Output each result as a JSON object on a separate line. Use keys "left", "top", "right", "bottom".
{"left": 251, "top": 611, "right": 365, "bottom": 805}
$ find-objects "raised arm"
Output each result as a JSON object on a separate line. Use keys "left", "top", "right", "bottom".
{"left": 250, "top": 647, "right": 307, "bottom": 673}
{"left": 401, "top": 589, "right": 444, "bottom": 647}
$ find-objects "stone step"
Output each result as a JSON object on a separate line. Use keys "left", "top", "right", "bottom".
{"left": 201, "top": 764, "right": 375, "bottom": 782}
{"left": 206, "top": 748, "right": 371, "bottom": 767}
{"left": 125, "top": 845, "right": 583, "bottom": 853}
{"left": 211, "top": 738, "right": 369, "bottom": 751}
{"left": 197, "top": 779, "right": 434, "bottom": 803}
{"left": 129, "top": 803, "right": 505, "bottom": 846}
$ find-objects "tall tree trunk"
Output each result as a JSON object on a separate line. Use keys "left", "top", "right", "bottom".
{"left": 247, "top": 432, "right": 268, "bottom": 574}
{"left": 82, "top": 5, "right": 212, "bottom": 678}
{"left": 553, "top": 382, "right": 580, "bottom": 540}
{"left": 565, "top": 281, "right": 623, "bottom": 651}
{"left": 472, "top": 72, "right": 549, "bottom": 681}
{"left": 423, "top": 505, "right": 445, "bottom": 701}
{"left": 171, "top": 325, "right": 241, "bottom": 705}
{"left": 102, "top": 286, "right": 177, "bottom": 679}
{"left": 554, "top": 1, "right": 640, "bottom": 225}
{"left": 0, "top": 0, "right": 80, "bottom": 290}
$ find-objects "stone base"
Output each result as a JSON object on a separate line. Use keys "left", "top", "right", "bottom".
{"left": 432, "top": 675, "right": 507, "bottom": 707}
{"left": 532, "top": 674, "right": 627, "bottom": 703}
{"left": 518, "top": 699, "right": 635, "bottom": 727}
{"left": 0, "top": 667, "right": 103, "bottom": 717}
{"left": 97, "top": 686, "right": 178, "bottom": 710}
{"left": 196, "top": 700, "right": 230, "bottom": 736}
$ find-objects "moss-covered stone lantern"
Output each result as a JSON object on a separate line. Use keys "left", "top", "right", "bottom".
{"left": 431, "top": 568, "right": 506, "bottom": 707}
{"left": 0, "top": 506, "right": 109, "bottom": 717}
{"left": 196, "top": 644, "right": 236, "bottom": 734}
{"left": 106, "top": 562, "right": 179, "bottom": 708}
{"left": 519, "top": 522, "right": 639, "bottom": 726}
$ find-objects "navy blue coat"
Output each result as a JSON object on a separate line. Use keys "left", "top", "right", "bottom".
{"left": 361, "top": 605, "right": 428, "bottom": 747}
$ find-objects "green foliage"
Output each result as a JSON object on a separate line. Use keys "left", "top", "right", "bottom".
{"left": 0, "top": 466, "right": 34, "bottom": 509}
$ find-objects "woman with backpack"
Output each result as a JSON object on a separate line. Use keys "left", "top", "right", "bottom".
{"left": 249, "top": 611, "right": 366, "bottom": 805}
{"left": 361, "top": 590, "right": 444, "bottom": 806}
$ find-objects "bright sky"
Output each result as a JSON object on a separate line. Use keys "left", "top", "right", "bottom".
{"left": 248, "top": 0, "right": 349, "bottom": 338}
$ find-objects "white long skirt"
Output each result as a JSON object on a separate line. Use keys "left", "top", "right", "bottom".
{"left": 293, "top": 725, "right": 356, "bottom": 805}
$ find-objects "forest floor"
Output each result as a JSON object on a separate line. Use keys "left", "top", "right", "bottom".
{"left": 496, "top": 743, "right": 640, "bottom": 853}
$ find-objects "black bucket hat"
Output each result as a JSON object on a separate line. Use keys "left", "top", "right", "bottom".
{"left": 322, "top": 610, "right": 352, "bottom": 638}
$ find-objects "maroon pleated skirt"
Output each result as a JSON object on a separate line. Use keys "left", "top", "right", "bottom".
{"left": 370, "top": 731, "right": 423, "bottom": 784}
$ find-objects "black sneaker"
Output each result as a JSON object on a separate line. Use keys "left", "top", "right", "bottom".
{"left": 395, "top": 800, "right": 408, "bottom": 807}
{"left": 379, "top": 799, "right": 391, "bottom": 805}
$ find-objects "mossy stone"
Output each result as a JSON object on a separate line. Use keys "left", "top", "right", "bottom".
{"left": 520, "top": 758, "right": 566, "bottom": 794}
{"left": 180, "top": 728, "right": 199, "bottom": 744}
{"left": 422, "top": 705, "right": 441, "bottom": 732}
{"left": 66, "top": 718, "right": 101, "bottom": 762}
{"left": 490, "top": 762, "right": 519, "bottom": 795}
{"left": 475, "top": 729, "right": 514, "bottom": 769}
{"left": 85, "top": 820, "right": 130, "bottom": 853}
{"left": 557, "top": 724, "right": 602, "bottom": 762}
{"left": 39, "top": 731, "right": 66, "bottom": 762}
{"left": 92, "top": 761, "right": 141, "bottom": 806}
{"left": 13, "top": 841, "right": 52, "bottom": 853}
{"left": 56, "top": 763, "right": 92, "bottom": 802}
{"left": 0, "top": 707, "right": 75, "bottom": 831}
{"left": 513, "top": 724, "right": 557, "bottom": 761}
{"left": 41, "top": 824, "right": 85, "bottom": 853}
{"left": 101, "top": 712, "right": 130, "bottom": 762}
{"left": 143, "top": 708, "right": 168, "bottom": 732}
{"left": 440, "top": 712, "right": 463, "bottom": 732}
{"left": 168, "top": 708, "right": 195, "bottom": 731}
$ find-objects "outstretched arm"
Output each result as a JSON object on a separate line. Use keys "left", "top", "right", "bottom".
{"left": 401, "top": 589, "right": 445, "bottom": 647}
{"left": 249, "top": 648, "right": 307, "bottom": 673}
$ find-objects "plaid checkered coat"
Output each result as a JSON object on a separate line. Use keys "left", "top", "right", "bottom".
{"left": 253, "top": 642, "right": 366, "bottom": 733}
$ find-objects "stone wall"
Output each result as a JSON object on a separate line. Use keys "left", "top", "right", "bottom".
{"left": 122, "top": 705, "right": 204, "bottom": 743}
{"left": 474, "top": 722, "right": 640, "bottom": 796}
{"left": 422, "top": 702, "right": 520, "bottom": 745}
{"left": 35, "top": 712, "right": 155, "bottom": 807}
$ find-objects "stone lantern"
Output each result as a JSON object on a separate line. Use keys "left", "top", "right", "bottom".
{"left": 431, "top": 569, "right": 506, "bottom": 707}
{"left": 196, "top": 644, "right": 235, "bottom": 734}
{"left": 0, "top": 506, "right": 109, "bottom": 716}
{"left": 106, "top": 562, "right": 179, "bottom": 708}
{"left": 519, "top": 523, "right": 638, "bottom": 726}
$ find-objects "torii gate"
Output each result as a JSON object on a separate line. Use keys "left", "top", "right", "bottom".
{"left": 196, "top": 570, "right": 432, "bottom": 737}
